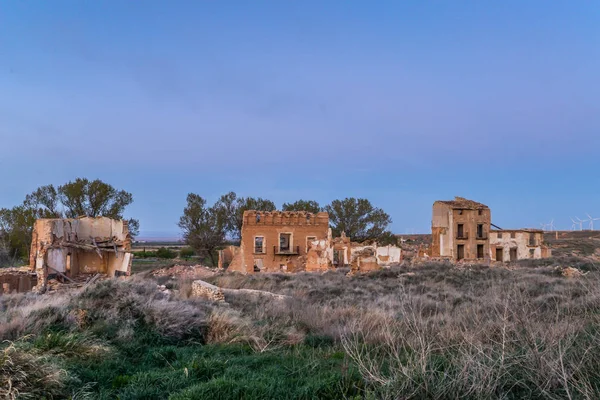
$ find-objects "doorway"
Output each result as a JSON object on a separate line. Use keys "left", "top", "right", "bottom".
{"left": 477, "top": 244, "right": 484, "bottom": 259}
{"left": 457, "top": 245, "right": 465, "bottom": 260}
{"left": 496, "top": 248, "right": 503, "bottom": 262}
{"left": 509, "top": 248, "right": 517, "bottom": 262}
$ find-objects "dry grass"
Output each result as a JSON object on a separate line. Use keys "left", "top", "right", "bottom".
{"left": 4, "top": 255, "right": 600, "bottom": 398}
{"left": 187, "top": 262, "right": 600, "bottom": 398}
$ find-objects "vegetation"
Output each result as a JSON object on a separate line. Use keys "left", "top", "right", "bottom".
{"left": 0, "top": 178, "right": 138, "bottom": 266}
{"left": 282, "top": 200, "right": 322, "bottom": 214}
{"left": 324, "top": 197, "right": 393, "bottom": 243}
{"left": 214, "top": 192, "right": 277, "bottom": 240}
{"left": 178, "top": 194, "right": 226, "bottom": 267}
{"left": 3, "top": 252, "right": 600, "bottom": 399}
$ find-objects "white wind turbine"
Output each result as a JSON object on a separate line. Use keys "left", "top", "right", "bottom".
{"left": 576, "top": 217, "right": 585, "bottom": 231}
{"left": 548, "top": 219, "right": 556, "bottom": 232}
{"left": 570, "top": 217, "right": 578, "bottom": 231}
{"left": 586, "top": 213, "right": 600, "bottom": 230}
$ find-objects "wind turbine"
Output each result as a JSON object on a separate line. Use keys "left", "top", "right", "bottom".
{"left": 548, "top": 219, "right": 556, "bottom": 232}
{"left": 571, "top": 217, "right": 578, "bottom": 231}
{"left": 586, "top": 213, "right": 600, "bottom": 230}
{"left": 576, "top": 217, "right": 585, "bottom": 231}
{"left": 540, "top": 222, "right": 548, "bottom": 231}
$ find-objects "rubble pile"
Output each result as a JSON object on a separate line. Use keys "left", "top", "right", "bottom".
{"left": 151, "top": 264, "right": 216, "bottom": 280}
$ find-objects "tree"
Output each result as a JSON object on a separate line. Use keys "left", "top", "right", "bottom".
{"left": 324, "top": 198, "right": 392, "bottom": 243}
{"left": 0, "top": 178, "right": 139, "bottom": 263}
{"left": 214, "top": 192, "right": 276, "bottom": 240}
{"left": 178, "top": 193, "right": 226, "bottom": 266}
{"left": 0, "top": 205, "right": 39, "bottom": 262}
{"left": 24, "top": 185, "right": 61, "bottom": 218}
{"left": 282, "top": 200, "right": 321, "bottom": 214}
{"left": 58, "top": 178, "right": 133, "bottom": 219}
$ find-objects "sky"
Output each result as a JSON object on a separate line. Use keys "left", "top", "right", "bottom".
{"left": 1, "top": 1, "right": 599, "bottom": 238}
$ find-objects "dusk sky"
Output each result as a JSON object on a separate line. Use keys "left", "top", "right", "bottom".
{"left": 1, "top": 1, "right": 599, "bottom": 238}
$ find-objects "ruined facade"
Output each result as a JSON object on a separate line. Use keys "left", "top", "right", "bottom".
{"left": 228, "top": 211, "right": 330, "bottom": 274}
{"left": 30, "top": 217, "right": 132, "bottom": 290}
{"left": 226, "top": 210, "right": 402, "bottom": 274}
{"left": 431, "top": 197, "right": 491, "bottom": 261}
{"left": 430, "top": 197, "right": 551, "bottom": 263}
{"left": 489, "top": 229, "right": 552, "bottom": 262}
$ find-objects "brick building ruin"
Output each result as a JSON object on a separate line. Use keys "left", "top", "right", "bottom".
{"left": 225, "top": 210, "right": 402, "bottom": 274}
{"left": 30, "top": 216, "right": 133, "bottom": 291}
{"left": 430, "top": 197, "right": 551, "bottom": 262}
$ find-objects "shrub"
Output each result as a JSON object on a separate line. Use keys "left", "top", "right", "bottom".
{"left": 179, "top": 247, "right": 195, "bottom": 259}
{"left": 156, "top": 247, "right": 177, "bottom": 259}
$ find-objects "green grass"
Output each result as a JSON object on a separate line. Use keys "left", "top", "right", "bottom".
{"left": 65, "top": 341, "right": 361, "bottom": 400}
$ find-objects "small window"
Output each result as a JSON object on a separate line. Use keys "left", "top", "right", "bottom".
{"left": 279, "top": 233, "right": 291, "bottom": 252}
{"left": 478, "top": 209, "right": 483, "bottom": 216}
{"left": 254, "top": 237, "right": 264, "bottom": 253}
{"left": 458, "top": 210, "right": 463, "bottom": 215}
{"left": 498, "top": 232, "right": 503, "bottom": 239}
{"left": 510, "top": 232, "right": 516, "bottom": 239}
{"left": 256, "top": 213, "right": 261, "bottom": 223}
{"left": 529, "top": 249, "right": 535, "bottom": 258}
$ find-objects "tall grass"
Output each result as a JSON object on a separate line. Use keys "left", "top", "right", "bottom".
{"left": 3, "top": 260, "right": 600, "bottom": 398}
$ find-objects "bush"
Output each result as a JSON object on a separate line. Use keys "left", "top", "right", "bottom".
{"left": 179, "top": 247, "right": 195, "bottom": 259}
{"left": 156, "top": 247, "right": 177, "bottom": 259}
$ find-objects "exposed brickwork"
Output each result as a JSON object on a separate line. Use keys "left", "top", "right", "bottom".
{"left": 228, "top": 211, "right": 329, "bottom": 274}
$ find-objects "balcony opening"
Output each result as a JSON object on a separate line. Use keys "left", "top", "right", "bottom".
{"left": 254, "top": 236, "right": 264, "bottom": 254}
{"left": 457, "top": 224, "right": 465, "bottom": 239}
{"left": 279, "top": 233, "right": 291, "bottom": 252}
{"left": 477, "top": 224, "right": 484, "bottom": 239}
{"left": 477, "top": 244, "right": 484, "bottom": 259}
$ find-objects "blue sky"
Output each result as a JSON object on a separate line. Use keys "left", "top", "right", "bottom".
{"left": 1, "top": 1, "right": 599, "bottom": 237}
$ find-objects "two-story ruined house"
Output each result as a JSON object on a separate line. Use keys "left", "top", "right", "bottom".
{"left": 431, "top": 197, "right": 491, "bottom": 261}
{"left": 227, "top": 210, "right": 330, "bottom": 274}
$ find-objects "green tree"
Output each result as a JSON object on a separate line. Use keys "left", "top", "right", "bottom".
{"left": 58, "top": 178, "right": 133, "bottom": 219}
{"left": 282, "top": 200, "right": 321, "bottom": 214}
{"left": 178, "top": 193, "right": 226, "bottom": 266}
{"left": 324, "top": 198, "right": 393, "bottom": 243}
{"left": 214, "top": 192, "right": 276, "bottom": 240}
{"left": 0, "top": 178, "right": 139, "bottom": 263}
{"left": 0, "top": 205, "right": 39, "bottom": 263}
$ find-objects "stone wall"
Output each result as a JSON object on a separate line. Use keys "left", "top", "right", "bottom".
{"left": 191, "top": 279, "right": 225, "bottom": 301}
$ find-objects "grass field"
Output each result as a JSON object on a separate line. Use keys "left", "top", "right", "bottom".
{"left": 2, "top": 233, "right": 600, "bottom": 399}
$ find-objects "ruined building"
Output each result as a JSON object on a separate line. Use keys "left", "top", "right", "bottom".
{"left": 431, "top": 197, "right": 491, "bottom": 261}
{"left": 30, "top": 217, "right": 133, "bottom": 290}
{"left": 431, "top": 197, "right": 551, "bottom": 262}
{"left": 228, "top": 211, "right": 330, "bottom": 273}
{"left": 489, "top": 229, "right": 551, "bottom": 262}
{"left": 225, "top": 210, "right": 402, "bottom": 274}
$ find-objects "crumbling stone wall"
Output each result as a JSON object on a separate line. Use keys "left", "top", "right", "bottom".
{"left": 191, "top": 279, "right": 225, "bottom": 301}
{"left": 30, "top": 217, "right": 132, "bottom": 290}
